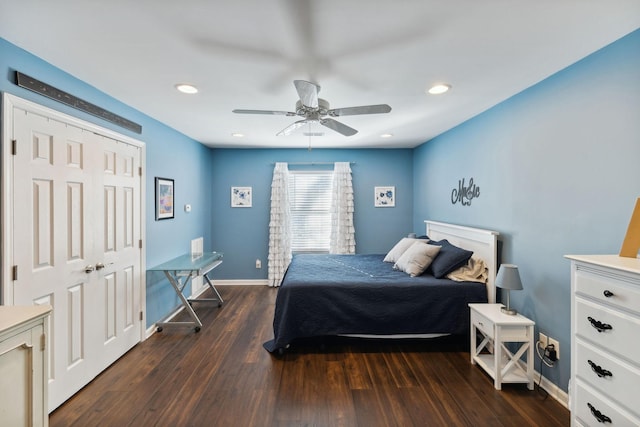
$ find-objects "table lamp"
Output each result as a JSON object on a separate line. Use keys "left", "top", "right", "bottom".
{"left": 495, "top": 264, "right": 523, "bottom": 315}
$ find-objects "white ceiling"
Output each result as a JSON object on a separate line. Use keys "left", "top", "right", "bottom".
{"left": 1, "top": 1, "right": 639, "bottom": 149}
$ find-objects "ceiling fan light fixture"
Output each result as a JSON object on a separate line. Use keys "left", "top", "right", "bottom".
{"left": 175, "top": 83, "right": 198, "bottom": 94}
{"left": 233, "top": 80, "right": 391, "bottom": 137}
{"left": 427, "top": 83, "right": 451, "bottom": 95}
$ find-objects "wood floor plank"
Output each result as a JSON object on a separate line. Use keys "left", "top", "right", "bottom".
{"left": 49, "top": 286, "right": 570, "bottom": 427}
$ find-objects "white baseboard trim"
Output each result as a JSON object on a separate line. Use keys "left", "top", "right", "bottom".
{"left": 535, "top": 370, "right": 569, "bottom": 409}
{"left": 145, "top": 324, "right": 158, "bottom": 339}
{"left": 214, "top": 279, "right": 269, "bottom": 286}
{"left": 505, "top": 353, "right": 568, "bottom": 409}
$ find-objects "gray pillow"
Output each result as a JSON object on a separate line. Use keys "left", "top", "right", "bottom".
{"left": 394, "top": 242, "right": 442, "bottom": 277}
{"left": 383, "top": 237, "right": 418, "bottom": 263}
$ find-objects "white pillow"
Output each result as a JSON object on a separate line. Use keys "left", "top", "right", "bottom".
{"left": 394, "top": 242, "right": 442, "bottom": 277}
{"left": 383, "top": 237, "right": 418, "bottom": 263}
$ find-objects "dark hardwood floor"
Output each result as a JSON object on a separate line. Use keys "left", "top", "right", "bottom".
{"left": 50, "top": 286, "right": 569, "bottom": 427}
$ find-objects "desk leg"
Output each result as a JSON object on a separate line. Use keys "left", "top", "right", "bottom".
{"left": 156, "top": 271, "right": 203, "bottom": 332}
{"left": 188, "top": 274, "right": 223, "bottom": 307}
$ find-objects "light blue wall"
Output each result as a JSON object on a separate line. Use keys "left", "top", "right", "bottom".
{"left": 0, "top": 38, "right": 215, "bottom": 327}
{"left": 210, "top": 148, "right": 413, "bottom": 279}
{"left": 413, "top": 28, "right": 640, "bottom": 392}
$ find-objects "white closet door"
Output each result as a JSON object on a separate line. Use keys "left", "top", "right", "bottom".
{"left": 7, "top": 100, "right": 143, "bottom": 412}
{"left": 90, "top": 131, "right": 142, "bottom": 373}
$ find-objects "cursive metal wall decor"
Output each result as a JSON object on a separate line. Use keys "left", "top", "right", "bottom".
{"left": 451, "top": 177, "right": 480, "bottom": 206}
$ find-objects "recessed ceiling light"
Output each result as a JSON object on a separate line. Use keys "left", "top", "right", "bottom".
{"left": 231, "top": 133, "right": 244, "bottom": 138}
{"left": 175, "top": 83, "right": 198, "bottom": 94}
{"left": 427, "top": 84, "right": 451, "bottom": 95}
{"left": 380, "top": 133, "right": 393, "bottom": 138}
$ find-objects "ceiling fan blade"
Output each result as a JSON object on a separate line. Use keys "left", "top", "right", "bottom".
{"left": 319, "top": 118, "right": 358, "bottom": 136}
{"left": 293, "top": 80, "right": 320, "bottom": 108}
{"left": 232, "top": 109, "right": 296, "bottom": 116}
{"left": 328, "top": 104, "right": 392, "bottom": 116}
{"left": 276, "top": 120, "right": 308, "bottom": 136}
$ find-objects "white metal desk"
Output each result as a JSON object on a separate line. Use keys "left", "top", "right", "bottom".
{"left": 150, "top": 252, "right": 223, "bottom": 332}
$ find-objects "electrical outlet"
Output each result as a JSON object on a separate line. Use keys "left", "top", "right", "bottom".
{"left": 539, "top": 332, "right": 548, "bottom": 348}
{"left": 255, "top": 259, "right": 262, "bottom": 269}
{"left": 549, "top": 337, "right": 560, "bottom": 360}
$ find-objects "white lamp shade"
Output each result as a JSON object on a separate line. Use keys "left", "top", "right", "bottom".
{"left": 495, "top": 264, "right": 523, "bottom": 291}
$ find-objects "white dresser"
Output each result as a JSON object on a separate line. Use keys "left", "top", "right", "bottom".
{"left": 0, "top": 305, "right": 51, "bottom": 427}
{"left": 566, "top": 255, "right": 640, "bottom": 426}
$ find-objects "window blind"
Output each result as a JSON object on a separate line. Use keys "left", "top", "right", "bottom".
{"left": 288, "top": 170, "right": 333, "bottom": 253}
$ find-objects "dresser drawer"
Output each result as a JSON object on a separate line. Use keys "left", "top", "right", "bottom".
{"left": 575, "top": 339, "right": 640, "bottom": 418}
{"left": 574, "top": 381, "right": 640, "bottom": 426}
{"left": 575, "top": 268, "right": 640, "bottom": 315}
{"left": 471, "top": 310, "right": 494, "bottom": 339}
{"left": 575, "top": 298, "right": 640, "bottom": 363}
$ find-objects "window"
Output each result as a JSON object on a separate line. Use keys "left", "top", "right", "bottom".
{"left": 288, "top": 170, "right": 333, "bottom": 253}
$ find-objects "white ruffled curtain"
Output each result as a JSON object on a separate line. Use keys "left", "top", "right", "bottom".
{"left": 329, "top": 162, "right": 356, "bottom": 254}
{"left": 267, "top": 163, "right": 292, "bottom": 287}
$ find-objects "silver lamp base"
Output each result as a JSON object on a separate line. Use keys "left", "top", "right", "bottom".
{"left": 501, "top": 306, "right": 518, "bottom": 315}
{"left": 501, "top": 288, "right": 518, "bottom": 315}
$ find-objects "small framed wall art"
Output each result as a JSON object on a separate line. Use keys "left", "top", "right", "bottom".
{"left": 231, "top": 186, "right": 252, "bottom": 207}
{"left": 374, "top": 186, "right": 395, "bottom": 207}
{"left": 155, "top": 177, "right": 175, "bottom": 220}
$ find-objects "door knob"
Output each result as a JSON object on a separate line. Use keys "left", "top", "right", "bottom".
{"left": 84, "top": 265, "right": 95, "bottom": 273}
{"left": 95, "top": 262, "right": 113, "bottom": 270}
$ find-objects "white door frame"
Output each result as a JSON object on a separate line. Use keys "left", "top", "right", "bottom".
{"left": 1, "top": 93, "right": 147, "bottom": 343}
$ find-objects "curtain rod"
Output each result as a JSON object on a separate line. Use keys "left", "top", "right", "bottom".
{"left": 271, "top": 161, "right": 355, "bottom": 165}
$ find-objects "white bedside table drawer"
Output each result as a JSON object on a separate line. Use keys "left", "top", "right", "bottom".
{"left": 471, "top": 310, "right": 494, "bottom": 339}
{"left": 498, "top": 324, "right": 531, "bottom": 341}
{"left": 576, "top": 339, "right": 640, "bottom": 418}
{"left": 575, "top": 269, "right": 640, "bottom": 314}
{"left": 574, "top": 381, "right": 640, "bottom": 426}
{"left": 576, "top": 297, "right": 640, "bottom": 362}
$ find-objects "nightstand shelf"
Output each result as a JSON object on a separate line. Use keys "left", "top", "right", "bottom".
{"left": 469, "top": 303, "right": 535, "bottom": 390}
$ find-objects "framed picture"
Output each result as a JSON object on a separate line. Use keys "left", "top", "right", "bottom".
{"left": 231, "top": 186, "right": 252, "bottom": 207}
{"left": 374, "top": 186, "right": 395, "bottom": 207}
{"left": 155, "top": 177, "right": 175, "bottom": 220}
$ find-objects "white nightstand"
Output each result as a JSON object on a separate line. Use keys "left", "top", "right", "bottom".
{"left": 469, "top": 303, "right": 535, "bottom": 390}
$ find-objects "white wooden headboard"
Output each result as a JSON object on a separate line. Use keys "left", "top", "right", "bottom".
{"left": 425, "top": 221, "right": 500, "bottom": 304}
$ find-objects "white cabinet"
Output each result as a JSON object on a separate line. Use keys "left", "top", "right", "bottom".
{"left": 566, "top": 255, "right": 640, "bottom": 426}
{"left": 0, "top": 305, "right": 51, "bottom": 427}
{"left": 469, "top": 303, "right": 535, "bottom": 390}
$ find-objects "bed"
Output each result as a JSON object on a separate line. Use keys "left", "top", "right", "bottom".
{"left": 263, "top": 221, "right": 499, "bottom": 354}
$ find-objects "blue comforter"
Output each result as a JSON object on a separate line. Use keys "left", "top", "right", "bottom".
{"left": 263, "top": 254, "right": 487, "bottom": 353}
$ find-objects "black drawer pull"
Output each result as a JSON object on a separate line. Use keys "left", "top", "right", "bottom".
{"left": 588, "top": 316, "right": 613, "bottom": 333}
{"left": 603, "top": 290, "right": 614, "bottom": 297}
{"left": 588, "top": 360, "right": 613, "bottom": 378}
{"left": 587, "top": 403, "right": 612, "bottom": 423}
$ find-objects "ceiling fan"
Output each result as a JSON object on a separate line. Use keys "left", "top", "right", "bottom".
{"left": 232, "top": 80, "right": 392, "bottom": 137}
